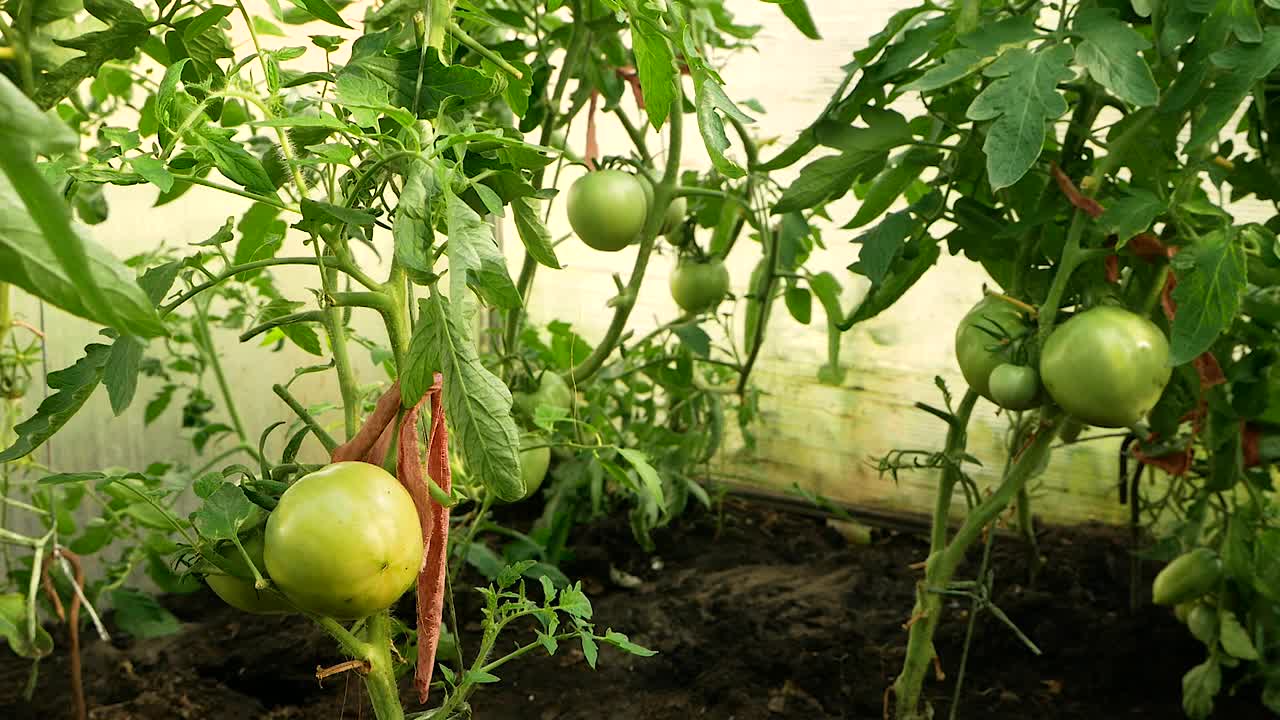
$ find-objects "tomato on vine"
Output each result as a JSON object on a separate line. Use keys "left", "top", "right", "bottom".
{"left": 205, "top": 532, "right": 292, "bottom": 615}
{"left": 264, "top": 462, "right": 423, "bottom": 621}
{"left": 988, "top": 364, "right": 1040, "bottom": 411}
{"left": 567, "top": 170, "right": 649, "bottom": 252}
{"left": 1039, "top": 306, "right": 1171, "bottom": 429}
{"left": 954, "top": 296, "right": 1032, "bottom": 402}
{"left": 670, "top": 258, "right": 730, "bottom": 314}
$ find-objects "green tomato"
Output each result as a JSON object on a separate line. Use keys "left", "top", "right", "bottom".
{"left": 264, "top": 461, "right": 423, "bottom": 620}
{"left": 1039, "top": 305, "right": 1172, "bottom": 428}
{"left": 661, "top": 196, "right": 687, "bottom": 236}
{"left": 954, "top": 296, "right": 1031, "bottom": 401}
{"left": 517, "top": 432, "right": 551, "bottom": 501}
{"left": 1186, "top": 603, "right": 1219, "bottom": 646}
{"left": 513, "top": 372, "right": 573, "bottom": 418}
{"left": 988, "top": 364, "right": 1041, "bottom": 411}
{"left": 566, "top": 170, "right": 648, "bottom": 252}
{"left": 206, "top": 533, "right": 293, "bottom": 615}
{"left": 1152, "top": 548, "right": 1222, "bottom": 606}
{"left": 670, "top": 258, "right": 730, "bottom": 314}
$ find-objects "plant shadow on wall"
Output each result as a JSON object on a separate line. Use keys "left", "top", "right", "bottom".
{"left": 751, "top": 0, "right": 1280, "bottom": 718}
{"left": 0, "top": 0, "right": 840, "bottom": 719}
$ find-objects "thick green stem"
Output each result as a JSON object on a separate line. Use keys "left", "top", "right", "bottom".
{"left": 272, "top": 384, "right": 339, "bottom": 453}
{"left": 324, "top": 304, "right": 360, "bottom": 440}
{"left": 892, "top": 411, "right": 1061, "bottom": 720}
{"left": 929, "top": 391, "right": 979, "bottom": 554}
{"left": 567, "top": 106, "right": 684, "bottom": 384}
{"left": 362, "top": 613, "right": 404, "bottom": 720}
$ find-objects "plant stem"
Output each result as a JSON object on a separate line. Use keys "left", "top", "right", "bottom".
{"left": 930, "top": 391, "right": 979, "bottom": 554}
{"left": 194, "top": 299, "right": 252, "bottom": 451}
{"left": 362, "top": 612, "right": 405, "bottom": 720}
{"left": 502, "top": 3, "right": 589, "bottom": 360}
{"left": 170, "top": 173, "right": 300, "bottom": 214}
{"left": 162, "top": 257, "right": 332, "bottom": 314}
{"left": 892, "top": 410, "right": 1061, "bottom": 720}
{"left": 448, "top": 21, "right": 524, "bottom": 78}
{"left": 272, "top": 384, "right": 339, "bottom": 453}
{"left": 569, "top": 104, "right": 683, "bottom": 384}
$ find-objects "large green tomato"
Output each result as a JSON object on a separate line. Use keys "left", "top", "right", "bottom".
{"left": 513, "top": 372, "right": 573, "bottom": 418}
{"left": 264, "top": 462, "right": 423, "bottom": 620}
{"left": 954, "top": 296, "right": 1031, "bottom": 401}
{"left": 670, "top": 259, "right": 730, "bottom": 314}
{"left": 206, "top": 532, "right": 293, "bottom": 615}
{"left": 1039, "top": 306, "right": 1171, "bottom": 428}
{"left": 566, "top": 170, "right": 648, "bottom": 252}
{"left": 518, "top": 432, "right": 551, "bottom": 501}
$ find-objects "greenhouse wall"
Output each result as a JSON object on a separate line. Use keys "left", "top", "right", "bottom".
{"left": 8, "top": 0, "right": 1267, "bottom": 528}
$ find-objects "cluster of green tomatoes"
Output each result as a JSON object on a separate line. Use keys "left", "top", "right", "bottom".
{"left": 566, "top": 170, "right": 730, "bottom": 315}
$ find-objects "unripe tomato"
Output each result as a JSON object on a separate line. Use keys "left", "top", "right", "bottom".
{"left": 661, "top": 196, "right": 687, "bottom": 236}
{"left": 988, "top": 364, "right": 1040, "bottom": 411}
{"left": 517, "top": 432, "right": 551, "bottom": 501}
{"left": 1152, "top": 548, "right": 1222, "bottom": 606}
{"left": 513, "top": 372, "right": 573, "bottom": 418}
{"left": 1186, "top": 603, "right": 1219, "bottom": 645}
{"left": 954, "top": 296, "right": 1031, "bottom": 401}
{"left": 1039, "top": 305, "right": 1171, "bottom": 428}
{"left": 206, "top": 532, "right": 293, "bottom": 615}
{"left": 670, "top": 259, "right": 730, "bottom": 314}
{"left": 566, "top": 170, "right": 648, "bottom": 252}
{"left": 264, "top": 462, "right": 423, "bottom": 620}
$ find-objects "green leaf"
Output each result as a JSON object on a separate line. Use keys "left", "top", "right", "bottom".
{"left": 184, "top": 5, "right": 234, "bottom": 42}
{"left": 129, "top": 156, "right": 175, "bottom": 192}
{"left": 194, "top": 130, "right": 277, "bottom": 194}
{"left": 845, "top": 148, "right": 935, "bottom": 229}
{"left": 392, "top": 158, "right": 435, "bottom": 274}
{"left": 691, "top": 69, "right": 753, "bottom": 179}
{"left": 965, "top": 45, "right": 1074, "bottom": 190}
{"left": 288, "top": 0, "right": 352, "bottom": 28}
{"left": 1188, "top": 28, "right": 1280, "bottom": 150}
{"left": 191, "top": 483, "right": 257, "bottom": 541}
{"left": 1228, "top": 0, "right": 1262, "bottom": 42}
{"left": 628, "top": 4, "right": 678, "bottom": 129}
{"left": 580, "top": 631, "right": 599, "bottom": 668}
{"left": 618, "top": 448, "right": 665, "bottom": 510}
{"left": 1169, "top": 228, "right": 1247, "bottom": 365}
{"left": 0, "top": 75, "right": 77, "bottom": 154}
{"left": 300, "top": 197, "right": 377, "bottom": 227}
{"left": 0, "top": 134, "right": 163, "bottom": 339}
{"left": 671, "top": 323, "right": 711, "bottom": 357}
{"left": 601, "top": 629, "right": 658, "bottom": 657}
{"left": 762, "top": 0, "right": 820, "bottom": 39}
{"left": 104, "top": 334, "right": 144, "bottom": 416}
{"left": 852, "top": 211, "right": 914, "bottom": 285}
{"left": 774, "top": 151, "right": 879, "bottom": 214}
{"left": 844, "top": 238, "right": 940, "bottom": 328}
{"left": 338, "top": 48, "right": 495, "bottom": 121}
{"left": 0, "top": 343, "right": 109, "bottom": 462}
{"left": 784, "top": 282, "right": 812, "bottom": 324}
{"left": 0, "top": 593, "right": 53, "bottom": 659}
{"left": 512, "top": 197, "right": 560, "bottom": 269}
{"left": 905, "top": 16, "right": 1039, "bottom": 93}
{"left": 404, "top": 292, "right": 523, "bottom": 501}
{"left": 445, "top": 189, "right": 520, "bottom": 310}
{"left": 1097, "top": 188, "right": 1163, "bottom": 245}
{"left": 1182, "top": 657, "right": 1220, "bottom": 720}
{"left": 1072, "top": 9, "right": 1158, "bottom": 107}
{"left": 35, "top": 0, "right": 151, "bottom": 109}
{"left": 234, "top": 203, "right": 286, "bottom": 266}
{"left": 1218, "top": 610, "right": 1260, "bottom": 660}
{"left": 110, "top": 588, "right": 181, "bottom": 639}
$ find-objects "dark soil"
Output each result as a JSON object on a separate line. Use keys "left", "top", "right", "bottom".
{"left": 1, "top": 497, "right": 1271, "bottom": 720}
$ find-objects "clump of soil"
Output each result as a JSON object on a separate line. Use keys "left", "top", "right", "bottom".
{"left": 1, "top": 497, "right": 1270, "bottom": 719}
